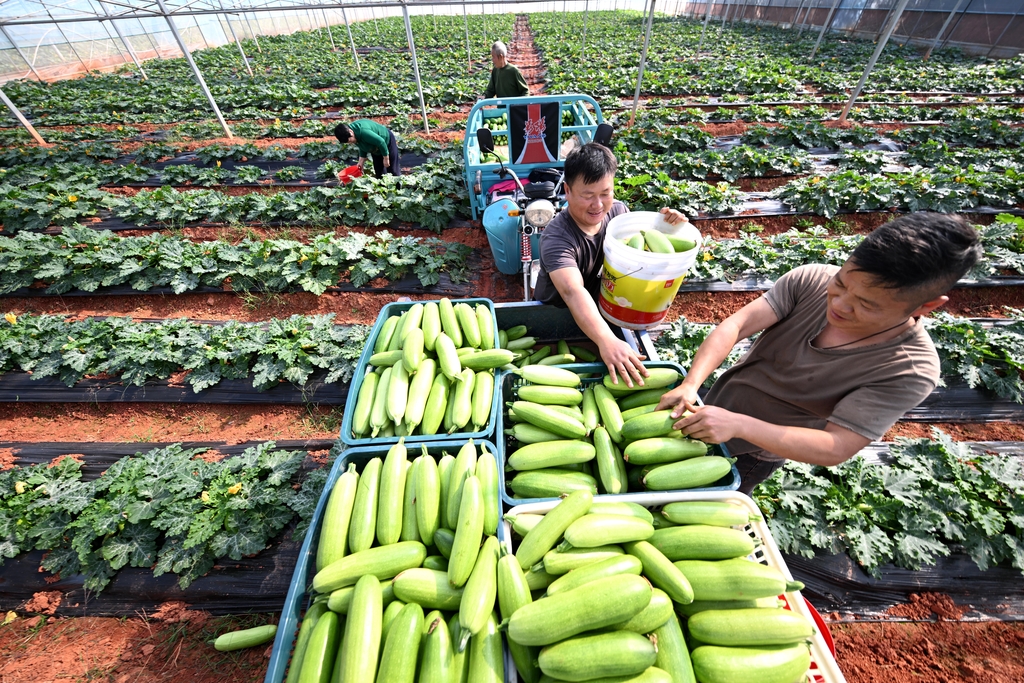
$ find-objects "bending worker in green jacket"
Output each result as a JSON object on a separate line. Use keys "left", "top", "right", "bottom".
{"left": 483, "top": 41, "right": 529, "bottom": 98}
{"left": 334, "top": 120, "right": 401, "bottom": 178}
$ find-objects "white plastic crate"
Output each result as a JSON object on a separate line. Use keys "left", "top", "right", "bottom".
{"left": 501, "top": 491, "right": 847, "bottom": 683}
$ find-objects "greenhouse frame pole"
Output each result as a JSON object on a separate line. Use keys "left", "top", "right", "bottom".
{"left": 795, "top": 0, "right": 813, "bottom": 36}
{"left": 873, "top": 2, "right": 897, "bottom": 42}
{"left": 154, "top": 0, "right": 233, "bottom": 139}
{"left": 371, "top": 7, "right": 380, "bottom": 40}
{"left": 321, "top": 7, "right": 338, "bottom": 50}
{"left": 986, "top": 5, "right": 1020, "bottom": 58}
{"left": 241, "top": 9, "right": 262, "bottom": 53}
{"left": 402, "top": 2, "right": 430, "bottom": 133}
{"left": 789, "top": 0, "right": 807, "bottom": 30}
{"left": 341, "top": 6, "right": 360, "bottom": 71}
{"left": 732, "top": 0, "right": 748, "bottom": 26}
{"left": 629, "top": 0, "right": 656, "bottom": 127}
{"left": 561, "top": 1, "right": 566, "bottom": 42}
{"left": 44, "top": 8, "right": 90, "bottom": 73}
{"left": 0, "top": 87, "right": 46, "bottom": 145}
{"left": 97, "top": 0, "right": 148, "bottom": 80}
{"left": 719, "top": 0, "right": 731, "bottom": 32}
{"left": 482, "top": 3, "right": 487, "bottom": 43}
{"left": 219, "top": 0, "right": 254, "bottom": 76}
{"left": 583, "top": 0, "right": 591, "bottom": 57}
{"left": 463, "top": 3, "right": 471, "bottom": 72}
{"left": 923, "top": 0, "right": 968, "bottom": 61}
{"left": 696, "top": 0, "right": 715, "bottom": 59}
{"left": 810, "top": 0, "right": 843, "bottom": 59}
{"left": 1, "top": 25, "right": 44, "bottom": 80}
{"left": 839, "top": 0, "right": 910, "bottom": 123}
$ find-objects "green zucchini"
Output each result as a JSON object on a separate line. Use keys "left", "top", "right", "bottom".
{"left": 687, "top": 608, "right": 815, "bottom": 646}
{"left": 690, "top": 643, "right": 811, "bottom": 683}
{"left": 296, "top": 611, "right": 339, "bottom": 683}
{"left": 673, "top": 559, "right": 805, "bottom": 601}
{"left": 212, "top": 624, "right": 277, "bottom": 651}
{"left": 538, "top": 630, "right": 657, "bottom": 681}
{"left": 311, "top": 541, "right": 426, "bottom": 594}
{"left": 563, "top": 514, "right": 654, "bottom": 548}
{"left": 652, "top": 613, "right": 696, "bottom": 683}
{"left": 648, "top": 525, "right": 756, "bottom": 561}
{"left": 660, "top": 501, "right": 757, "bottom": 527}
{"left": 515, "top": 489, "right": 592, "bottom": 569}
{"left": 392, "top": 567, "right": 465, "bottom": 610}
{"left": 333, "top": 574, "right": 382, "bottom": 683}
{"left": 376, "top": 602, "right": 424, "bottom": 683}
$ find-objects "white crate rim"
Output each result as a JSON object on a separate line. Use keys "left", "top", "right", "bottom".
{"left": 501, "top": 490, "right": 847, "bottom": 683}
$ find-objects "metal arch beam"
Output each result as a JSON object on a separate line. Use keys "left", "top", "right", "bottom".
{"left": 240, "top": 7, "right": 262, "bottom": 53}
{"left": 696, "top": 0, "right": 714, "bottom": 60}
{"left": 839, "top": 0, "right": 911, "bottom": 123}
{"left": 401, "top": 1, "right": 428, "bottom": 133}
{"left": 0, "top": 24, "right": 44, "bottom": 80}
{"left": 810, "top": 0, "right": 843, "bottom": 59}
{"left": 43, "top": 7, "right": 90, "bottom": 72}
{"left": 97, "top": 0, "right": 148, "bottom": 79}
{"left": 320, "top": 5, "right": 337, "bottom": 50}
{"left": 153, "top": 0, "right": 233, "bottom": 138}
{"left": 0, "top": 86, "right": 46, "bottom": 145}
{"left": 986, "top": 3, "right": 1021, "bottom": 58}
{"left": 340, "top": 4, "right": 359, "bottom": 71}
{"left": 218, "top": 0, "right": 253, "bottom": 76}
{"left": 923, "top": 0, "right": 968, "bottom": 61}
{"left": 629, "top": 0, "right": 655, "bottom": 127}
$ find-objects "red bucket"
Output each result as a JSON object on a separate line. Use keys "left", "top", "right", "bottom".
{"left": 336, "top": 165, "right": 363, "bottom": 184}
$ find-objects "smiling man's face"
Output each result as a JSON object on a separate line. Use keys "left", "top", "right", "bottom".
{"left": 564, "top": 173, "right": 615, "bottom": 234}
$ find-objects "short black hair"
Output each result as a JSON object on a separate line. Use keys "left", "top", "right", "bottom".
{"left": 563, "top": 143, "right": 617, "bottom": 187}
{"left": 334, "top": 123, "right": 352, "bottom": 143}
{"left": 849, "top": 213, "right": 982, "bottom": 302}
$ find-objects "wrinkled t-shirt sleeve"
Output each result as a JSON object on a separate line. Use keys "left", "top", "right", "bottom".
{"left": 762, "top": 265, "right": 827, "bottom": 320}
{"left": 540, "top": 225, "right": 580, "bottom": 275}
{"left": 828, "top": 373, "right": 937, "bottom": 441}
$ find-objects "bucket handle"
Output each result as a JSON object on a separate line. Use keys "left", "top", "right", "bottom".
{"left": 602, "top": 265, "right": 644, "bottom": 281}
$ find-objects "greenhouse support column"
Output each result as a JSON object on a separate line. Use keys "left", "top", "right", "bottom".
{"left": 839, "top": 0, "right": 910, "bottom": 123}
{"left": 789, "top": 0, "right": 807, "bottom": 30}
{"left": 696, "top": 0, "right": 715, "bottom": 59}
{"left": 44, "top": 9, "right": 90, "bottom": 73}
{"left": 561, "top": 1, "right": 566, "bottom": 41}
{"left": 582, "top": 0, "right": 589, "bottom": 61}
{"left": 1, "top": 25, "right": 43, "bottom": 80}
{"left": 341, "top": 6, "right": 360, "bottom": 71}
{"left": 810, "top": 0, "right": 843, "bottom": 59}
{"left": 242, "top": 11, "right": 262, "bottom": 53}
{"left": 155, "top": 0, "right": 233, "bottom": 139}
{"left": 193, "top": 16, "right": 211, "bottom": 50}
{"left": 483, "top": 3, "right": 488, "bottom": 43}
{"left": 924, "top": 0, "right": 968, "bottom": 61}
{"left": 796, "top": 2, "right": 813, "bottom": 37}
{"left": 402, "top": 3, "right": 430, "bottom": 133}
{"left": 219, "top": 1, "right": 254, "bottom": 76}
{"left": 873, "top": 2, "right": 897, "bottom": 42}
{"left": 629, "top": 0, "right": 656, "bottom": 127}
{"left": 0, "top": 87, "right": 46, "bottom": 145}
{"left": 98, "top": 1, "right": 148, "bottom": 79}
{"left": 731, "top": 0, "right": 747, "bottom": 26}
{"left": 464, "top": 3, "right": 471, "bottom": 72}
{"left": 986, "top": 5, "right": 1019, "bottom": 58}
{"left": 371, "top": 7, "right": 381, "bottom": 39}
{"left": 719, "top": 0, "right": 731, "bottom": 33}
{"left": 321, "top": 8, "right": 338, "bottom": 50}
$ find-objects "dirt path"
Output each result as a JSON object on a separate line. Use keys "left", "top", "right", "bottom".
{"left": 509, "top": 14, "right": 546, "bottom": 94}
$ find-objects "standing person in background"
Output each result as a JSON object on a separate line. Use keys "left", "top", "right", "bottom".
{"left": 334, "top": 121, "right": 401, "bottom": 179}
{"left": 483, "top": 41, "right": 530, "bottom": 98}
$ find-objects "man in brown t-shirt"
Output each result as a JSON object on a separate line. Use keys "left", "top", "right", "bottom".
{"left": 658, "top": 213, "right": 982, "bottom": 494}
{"left": 534, "top": 143, "right": 687, "bottom": 387}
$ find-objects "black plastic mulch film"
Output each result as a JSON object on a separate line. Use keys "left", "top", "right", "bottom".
{"left": 0, "top": 441, "right": 335, "bottom": 616}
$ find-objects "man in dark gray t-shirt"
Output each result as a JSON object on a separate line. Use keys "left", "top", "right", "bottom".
{"left": 533, "top": 143, "right": 686, "bottom": 387}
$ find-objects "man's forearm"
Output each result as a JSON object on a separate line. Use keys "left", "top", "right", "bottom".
{"left": 732, "top": 414, "right": 861, "bottom": 466}
{"left": 563, "top": 286, "right": 617, "bottom": 347}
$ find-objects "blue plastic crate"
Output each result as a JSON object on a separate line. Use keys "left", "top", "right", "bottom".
{"left": 497, "top": 361, "right": 739, "bottom": 507}
{"left": 340, "top": 298, "right": 501, "bottom": 447}
{"left": 265, "top": 439, "right": 501, "bottom": 683}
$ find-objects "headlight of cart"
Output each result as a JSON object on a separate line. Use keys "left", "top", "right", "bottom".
{"left": 524, "top": 199, "right": 555, "bottom": 228}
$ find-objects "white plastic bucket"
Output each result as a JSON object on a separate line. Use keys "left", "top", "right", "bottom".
{"left": 599, "top": 212, "right": 702, "bottom": 330}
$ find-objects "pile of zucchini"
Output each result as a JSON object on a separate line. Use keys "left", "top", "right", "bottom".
{"left": 349, "top": 299, "right": 510, "bottom": 439}
{"left": 286, "top": 438, "right": 505, "bottom": 683}
{"left": 621, "top": 230, "right": 698, "bottom": 254}
{"left": 503, "top": 491, "right": 817, "bottom": 683}
{"left": 505, "top": 364, "right": 736, "bottom": 499}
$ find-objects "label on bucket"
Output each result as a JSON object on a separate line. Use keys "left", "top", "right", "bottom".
{"left": 599, "top": 261, "right": 686, "bottom": 329}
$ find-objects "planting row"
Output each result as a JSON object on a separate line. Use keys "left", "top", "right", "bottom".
{"left": 533, "top": 11, "right": 1024, "bottom": 96}
{"left": 4, "top": 15, "right": 514, "bottom": 126}
{"left": 0, "top": 313, "right": 369, "bottom": 392}
{"left": 0, "top": 226, "right": 472, "bottom": 296}
{"left": 0, "top": 441, "right": 331, "bottom": 591}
